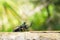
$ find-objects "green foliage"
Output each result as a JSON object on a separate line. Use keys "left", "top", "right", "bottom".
{"left": 31, "top": 8, "right": 48, "bottom": 30}
{"left": 0, "top": 0, "right": 60, "bottom": 31}
{"left": 0, "top": 0, "right": 21, "bottom": 32}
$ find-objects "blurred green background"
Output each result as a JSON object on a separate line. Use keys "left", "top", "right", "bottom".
{"left": 0, "top": 0, "right": 60, "bottom": 32}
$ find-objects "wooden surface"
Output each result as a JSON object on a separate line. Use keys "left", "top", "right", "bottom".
{"left": 0, "top": 32, "right": 60, "bottom": 40}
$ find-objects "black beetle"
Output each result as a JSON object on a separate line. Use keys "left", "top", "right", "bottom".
{"left": 13, "top": 22, "right": 32, "bottom": 32}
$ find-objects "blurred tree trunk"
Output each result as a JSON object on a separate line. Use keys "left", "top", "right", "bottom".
{"left": 46, "top": 0, "right": 52, "bottom": 30}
